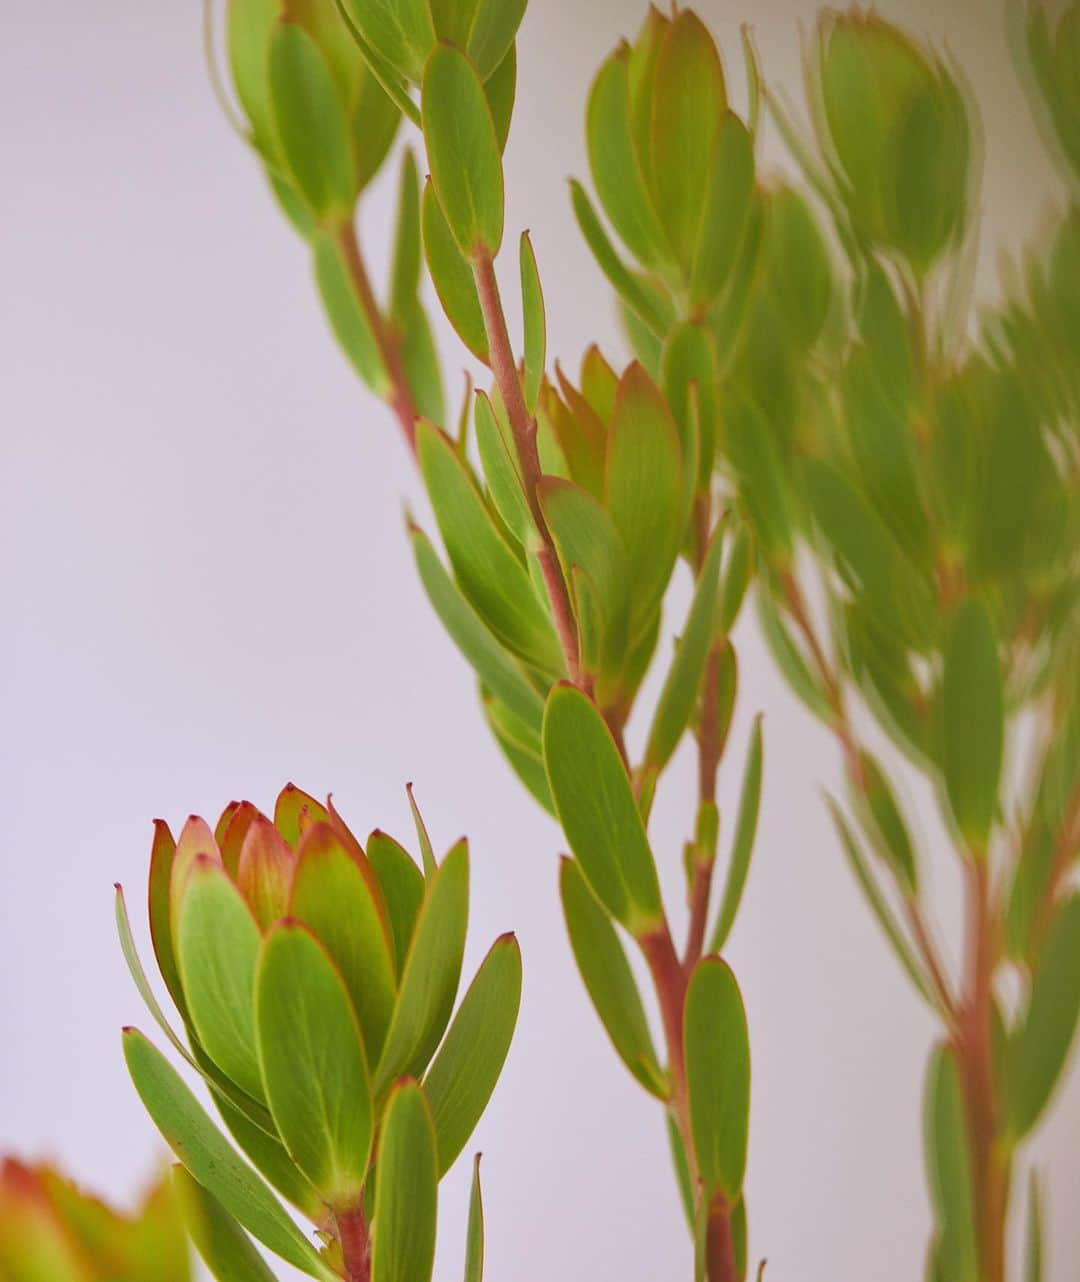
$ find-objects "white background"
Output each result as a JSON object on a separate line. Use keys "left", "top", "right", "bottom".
{"left": 3, "top": 1, "right": 1077, "bottom": 1278}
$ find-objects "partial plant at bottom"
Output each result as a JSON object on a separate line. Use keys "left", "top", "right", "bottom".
{"left": 0, "top": 1161, "right": 190, "bottom": 1282}
{"left": 115, "top": 783, "right": 520, "bottom": 1282}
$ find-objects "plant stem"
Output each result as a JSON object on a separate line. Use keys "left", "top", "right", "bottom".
{"left": 640, "top": 925, "right": 738, "bottom": 1282}
{"left": 472, "top": 249, "right": 582, "bottom": 686}
{"left": 685, "top": 641, "right": 726, "bottom": 970}
{"left": 336, "top": 1204, "right": 372, "bottom": 1282}
{"left": 956, "top": 858, "right": 1008, "bottom": 1282}
{"left": 336, "top": 218, "right": 418, "bottom": 457}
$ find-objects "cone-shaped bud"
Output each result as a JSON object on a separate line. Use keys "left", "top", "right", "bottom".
{"left": 0, "top": 1162, "right": 190, "bottom": 1281}
{"left": 227, "top": 0, "right": 400, "bottom": 226}
{"left": 124, "top": 782, "right": 520, "bottom": 1239}
{"left": 814, "top": 10, "right": 972, "bottom": 270}
{"left": 586, "top": 6, "right": 755, "bottom": 299}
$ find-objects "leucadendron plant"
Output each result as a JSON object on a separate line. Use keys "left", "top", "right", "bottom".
{"left": 573, "top": 6, "right": 1077, "bottom": 1282}
{"left": 116, "top": 784, "right": 519, "bottom": 1282}
{"left": 157, "top": 1, "right": 1077, "bottom": 1281}
{"left": 213, "top": 2, "right": 764, "bottom": 1279}
{"left": 0, "top": 1162, "right": 189, "bottom": 1282}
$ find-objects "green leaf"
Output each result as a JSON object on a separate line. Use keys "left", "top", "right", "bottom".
{"left": 375, "top": 840, "right": 469, "bottom": 1095}
{"left": 273, "top": 786, "right": 330, "bottom": 851}
{"left": 718, "top": 525, "right": 753, "bottom": 634}
{"left": 417, "top": 422, "right": 562, "bottom": 674}
{"left": 399, "top": 299, "right": 446, "bottom": 425}
{"left": 122, "top": 1029, "right": 334, "bottom": 1279}
{"left": 856, "top": 752, "right": 918, "bottom": 894}
{"left": 942, "top": 598, "right": 1003, "bottom": 852}
{"left": 466, "top": 0, "right": 525, "bottom": 81}
{"left": 406, "top": 785, "right": 437, "bottom": 879}
{"left": 228, "top": 0, "right": 281, "bottom": 159}
{"left": 690, "top": 112, "right": 754, "bottom": 308}
{"left": 115, "top": 884, "right": 273, "bottom": 1136}
{"left": 520, "top": 233, "right": 546, "bottom": 414}
{"left": 366, "top": 829, "right": 425, "bottom": 975}
{"left": 176, "top": 859, "right": 264, "bottom": 1101}
{"left": 709, "top": 717, "right": 764, "bottom": 953}
{"left": 482, "top": 696, "right": 556, "bottom": 816}
{"left": 665, "top": 1112, "right": 694, "bottom": 1229}
{"left": 1008, "top": 895, "right": 1080, "bottom": 1137}
{"left": 409, "top": 523, "right": 544, "bottom": 730}
{"left": 390, "top": 149, "right": 422, "bottom": 319}
{"left": 474, "top": 389, "right": 532, "bottom": 548}
{"left": 463, "top": 1155, "right": 484, "bottom": 1282}
{"left": 173, "top": 1166, "right": 278, "bottom": 1282}
{"left": 537, "top": 478, "right": 630, "bottom": 677}
{"left": 543, "top": 685, "right": 663, "bottom": 933}
{"left": 660, "top": 321, "right": 718, "bottom": 490}
{"left": 644, "top": 531, "right": 724, "bottom": 773}
{"left": 421, "top": 44, "right": 503, "bottom": 256}
{"left": 423, "top": 934, "right": 522, "bottom": 1175}
{"left": 339, "top": 0, "right": 434, "bottom": 85}
{"left": 268, "top": 21, "right": 355, "bottom": 219}
{"left": 148, "top": 820, "right": 189, "bottom": 1028}
{"left": 289, "top": 823, "right": 396, "bottom": 1063}
{"left": 650, "top": 10, "right": 727, "bottom": 271}
{"left": 371, "top": 1082, "right": 438, "bottom": 1282}
{"left": 569, "top": 180, "right": 671, "bottom": 339}
{"left": 1024, "top": 1172, "right": 1042, "bottom": 1282}
{"left": 726, "top": 401, "right": 792, "bottom": 564}
{"left": 421, "top": 180, "right": 489, "bottom": 361}
{"left": 254, "top": 923, "right": 373, "bottom": 1206}
{"left": 754, "top": 587, "right": 831, "bottom": 722}
{"left": 213, "top": 1088, "right": 321, "bottom": 1219}
{"left": 586, "top": 51, "right": 669, "bottom": 270}
{"left": 311, "top": 229, "right": 388, "bottom": 392}
{"left": 924, "top": 1044, "right": 978, "bottom": 1282}
{"left": 684, "top": 957, "right": 750, "bottom": 1199}
{"left": 826, "top": 800, "right": 934, "bottom": 1008}
{"left": 558, "top": 859, "right": 666, "bottom": 1097}
{"left": 483, "top": 42, "right": 516, "bottom": 151}
{"left": 606, "top": 363, "right": 685, "bottom": 639}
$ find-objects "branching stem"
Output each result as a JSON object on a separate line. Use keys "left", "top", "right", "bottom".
{"left": 336, "top": 1203, "right": 372, "bottom": 1282}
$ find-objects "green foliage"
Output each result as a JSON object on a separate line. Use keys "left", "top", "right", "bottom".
{"left": 119, "top": 786, "right": 517, "bottom": 1282}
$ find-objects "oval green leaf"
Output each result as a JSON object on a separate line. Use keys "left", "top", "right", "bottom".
{"left": 684, "top": 957, "right": 750, "bottom": 1200}
{"left": 559, "top": 858, "right": 666, "bottom": 1097}
{"left": 421, "top": 44, "right": 503, "bottom": 256}
{"left": 173, "top": 1166, "right": 279, "bottom": 1282}
{"left": 709, "top": 717, "right": 763, "bottom": 954}
{"left": 371, "top": 1081, "right": 438, "bottom": 1282}
{"left": 542, "top": 684, "right": 662, "bottom": 933}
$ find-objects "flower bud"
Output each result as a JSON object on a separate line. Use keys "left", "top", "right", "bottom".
{"left": 586, "top": 7, "right": 755, "bottom": 302}
{"left": 121, "top": 782, "right": 520, "bottom": 1260}
{"left": 227, "top": 0, "right": 399, "bottom": 226}
{"left": 814, "top": 11, "right": 972, "bottom": 270}
{"left": 0, "top": 1162, "right": 188, "bottom": 1281}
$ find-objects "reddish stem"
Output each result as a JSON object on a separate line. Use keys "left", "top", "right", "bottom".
{"left": 336, "top": 1204, "right": 371, "bottom": 1282}
{"left": 472, "top": 249, "right": 582, "bottom": 685}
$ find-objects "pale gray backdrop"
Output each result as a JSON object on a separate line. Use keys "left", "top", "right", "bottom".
{"left": 2, "top": 0, "right": 1077, "bottom": 1278}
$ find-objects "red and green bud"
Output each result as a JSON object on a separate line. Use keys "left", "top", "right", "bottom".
{"left": 0, "top": 1162, "right": 189, "bottom": 1282}
{"left": 119, "top": 783, "right": 519, "bottom": 1279}
{"left": 813, "top": 10, "right": 972, "bottom": 270}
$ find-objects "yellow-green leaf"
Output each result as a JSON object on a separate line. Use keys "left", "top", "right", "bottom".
{"left": 684, "top": 957, "right": 750, "bottom": 1200}
{"left": 371, "top": 1082, "right": 438, "bottom": 1282}
{"left": 421, "top": 44, "right": 503, "bottom": 256}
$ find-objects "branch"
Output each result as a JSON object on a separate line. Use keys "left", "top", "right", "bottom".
{"left": 335, "top": 219, "right": 418, "bottom": 456}
{"left": 336, "top": 1204, "right": 372, "bottom": 1282}
{"left": 472, "top": 249, "right": 581, "bottom": 684}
